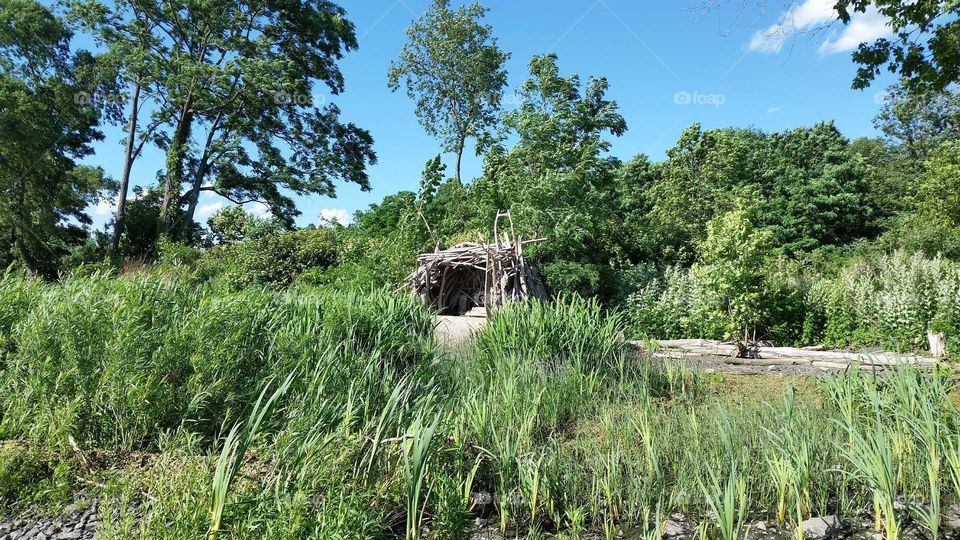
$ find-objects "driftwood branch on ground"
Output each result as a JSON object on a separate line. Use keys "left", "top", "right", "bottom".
{"left": 630, "top": 338, "right": 940, "bottom": 369}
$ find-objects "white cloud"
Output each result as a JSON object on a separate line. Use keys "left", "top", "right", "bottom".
{"left": 818, "top": 7, "right": 891, "bottom": 54}
{"left": 93, "top": 198, "right": 116, "bottom": 217}
{"left": 767, "top": 105, "right": 782, "bottom": 114}
{"left": 749, "top": 0, "right": 835, "bottom": 54}
{"left": 246, "top": 202, "right": 273, "bottom": 219}
{"left": 318, "top": 208, "right": 352, "bottom": 226}
{"left": 748, "top": 0, "right": 890, "bottom": 56}
{"left": 196, "top": 201, "right": 224, "bottom": 221}
{"left": 91, "top": 190, "right": 143, "bottom": 219}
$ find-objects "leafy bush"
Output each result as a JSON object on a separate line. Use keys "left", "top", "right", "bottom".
{"left": 807, "top": 251, "right": 960, "bottom": 351}
{"left": 539, "top": 261, "right": 602, "bottom": 299}
{"left": 627, "top": 266, "right": 697, "bottom": 340}
{"left": 295, "top": 260, "right": 382, "bottom": 291}
{"left": 201, "top": 228, "right": 338, "bottom": 289}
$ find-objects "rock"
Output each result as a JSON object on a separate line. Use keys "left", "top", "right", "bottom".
{"left": 662, "top": 519, "right": 685, "bottom": 537}
{"left": 754, "top": 520, "right": 767, "bottom": 531}
{"left": 944, "top": 504, "right": 960, "bottom": 530}
{"left": 56, "top": 532, "right": 82, "bottom": 540}
{"left": 469, "top": 491, "right": 495, "bottom": 516}
{"left": 800, "top": 515, "right": 840, "bottom": 539}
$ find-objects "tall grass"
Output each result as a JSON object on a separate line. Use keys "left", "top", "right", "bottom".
{"left": 208, "top": 372, "right": 295, "bottom": 539}
{"left": 2, "top": 272, "right": 960, "bottom": 538}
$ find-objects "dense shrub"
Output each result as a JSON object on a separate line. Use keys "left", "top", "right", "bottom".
{"left": 626, "top": 266, "right": 697, "bottom": 340}
{"left": 627, "top": 251, "right": 960, "bottom": 354}
{"left": 807, "top": 251, "right": 960, "bottom": 351}
{"left": 539, "top": 261, "right": 602, "bottom": 299}
{"left": 200, "top": 228, "right": 338, "bottom": 289}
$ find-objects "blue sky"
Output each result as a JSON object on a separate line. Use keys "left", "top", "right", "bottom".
{"left": 83, "top": 0, "right": 897, "bottom": 229}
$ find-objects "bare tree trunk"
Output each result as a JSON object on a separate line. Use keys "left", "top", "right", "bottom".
{"left": 180, "top": 114, "right": 223, "bottom": 239}
{"left": 111, "top": 80, "right": 141, "bottom": 258}
{"left": 454, "top": 136, "right": 464, "bottom": 185}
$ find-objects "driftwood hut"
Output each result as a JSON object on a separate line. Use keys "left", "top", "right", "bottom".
{"left": 404, "top": 212, "right": 547, "bottom": 315}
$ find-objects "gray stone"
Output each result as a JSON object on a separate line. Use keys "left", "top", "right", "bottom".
{"left": 469, "top": 491, "right": 495, "bottom": 515}
{"left": 56, "top": 532, "right": 82, "bottom": 540}
{"left": 754, "top": 520, "right": 767, "bottom": 531}
{"left": 662, "top": 519, "right": 685, "bottom": 537}
{"left": 944, "top": 504, "right": 960, "bottom": 530}
{"left": 800, "top": 515, "right": 840, "bottom": 539}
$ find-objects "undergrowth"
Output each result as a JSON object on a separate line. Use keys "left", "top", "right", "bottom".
{"left": 0, "top": 271, "right": 958, "bottom": 539}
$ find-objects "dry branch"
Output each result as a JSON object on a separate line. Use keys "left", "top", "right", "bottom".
{"left": 404, "top": 211, "right": 547, "bottom": 315}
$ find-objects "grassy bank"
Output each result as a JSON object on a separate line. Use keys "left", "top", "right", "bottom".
{"left": 0, "top": 271, "right": 959, "bottom": 539}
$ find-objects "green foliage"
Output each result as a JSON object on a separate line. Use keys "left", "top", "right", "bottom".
{"left": 806, "top": 251, "right": 960, "bottom": 351}
{"left": 388, "top": 0, "right": 508, "bottom": 182}
{"left": 3, "top": 272, "right": 960, "bottom": 538}
{"left": 201, "top": 228, "right": 338, "bottom": 289}
{"left": 916, "top": 139, "right": 960, "bottom": 227}
{"left": 475, "top": 295, "right": 624, "bottom": 369}
{"left": 627, "top": 266, "right": 697, "bottom": 340}
{"left": 757, "top": 123, "right": 868, "bottom": 253}
{"left": 0, "top": 272, "right": 434, "bottom": 452}
{"left": 628, "top": 250, "right": 960, "bottom": 354}
{"left": 835, "top": 1, "right": 960, "bottom": 92}
{"left": 72, "top": 0, "right": 375, "bottom": 242}
{"left": 0, "top": 0, "right": 115, "bottom": 278}
{"left": 641, "top": 125, "right": 763, "bottom": 264}
{"left": 539, "top": 261, "right": 601, "bottom": 299}
{"left": 640, "top": 122, "right": 871, "bottom": 264}
{"left": 873, "top": 82, "right": 960, "bottom": 161}
{"left": 206, "top": 206, "right": 283, "bottom": 245}
{"left": 692, "top": 210, "right": 773, "bottom": 341}
{"left": 0, "top": 444, "right": 74, "bottom": 511}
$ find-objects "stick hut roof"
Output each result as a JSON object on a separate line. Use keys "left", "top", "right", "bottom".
{"left": 404, "top": 212, "right": 547, "bottom": 314}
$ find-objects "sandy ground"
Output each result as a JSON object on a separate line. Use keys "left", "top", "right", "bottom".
{"left": 434, "top": 315, "right": 487, "bottom": 343}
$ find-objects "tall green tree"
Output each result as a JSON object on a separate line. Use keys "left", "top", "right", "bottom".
{"left": 478, "top": 54, "right": 627, "bottom": 296}
{"left": 757, "top": 122, "right": 868, "bottom": 253}
{"left": 388, "top": 0, "right": 509, "bottom": 183}
{"left": 873, "top": 81, "right": 960, "bottom": 161}
{"left": 0, "top": 0, "right": 113, "bottom": 278}
{"left": 642, "top": 124, "right": 765, "bottom": 264}
{"left": 916, "top": 140, "right": 960, "bottom": 227}
{"left": 849, "top": 136, "right": 916, "bottom": 227}
{"left": 692, "top": 209, "right": 772, "bottom": 354}
{"left": 68, "top": 0, "right": 165, "bottom": 257}
{"left": 835, "top": 0, "right": 960, "bottom": 92}
{"left": 76, "top": 0, "right": 376, "bottom": 242}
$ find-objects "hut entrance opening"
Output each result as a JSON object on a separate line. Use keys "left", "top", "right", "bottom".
{"left": 432, "top": 265, "right": 485, "bottom": 315}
